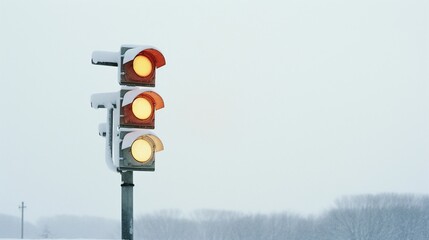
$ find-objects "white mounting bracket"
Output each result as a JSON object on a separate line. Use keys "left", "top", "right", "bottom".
{"left": 91, "top": 92, "right": 118, "bottom": 109}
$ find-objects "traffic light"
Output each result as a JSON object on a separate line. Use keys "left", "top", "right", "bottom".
{"left": 120, "top": 89, "right": 164, "bottom": 129}
{"left": 91, "top": 45, "right": 166, "bottom": 172}
{"left": 119, "top": 131, "right": 164, "bottom": 171}
{"left": 120, "top": 46, "right": 166, "bottom": 86}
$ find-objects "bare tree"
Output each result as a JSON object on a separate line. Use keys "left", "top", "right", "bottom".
{"left": 135, "top": 210, "right": 199, "bottom": 240}
{"left": 319, "top": 193, "right": 429, "bottom": 240}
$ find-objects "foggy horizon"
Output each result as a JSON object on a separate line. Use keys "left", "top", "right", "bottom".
{"left": 2, "top": 193, "right": 429, "bottom": 239}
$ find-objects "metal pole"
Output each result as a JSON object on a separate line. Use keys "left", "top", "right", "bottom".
{"left": 121, "top": 171, "right": 134, "bottom": 240}
{"left": 19, "top": 202, "right": 26, "bottom": 239}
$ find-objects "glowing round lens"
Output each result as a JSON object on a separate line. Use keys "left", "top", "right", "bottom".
{"left": 133, "top": 55, "right": 153, "bottom": 77}
{"left": 132, "top": 97, "right": 152, "bottom": 120}
{"left": 131, "top": 139, "right": 153, "bottom": 163}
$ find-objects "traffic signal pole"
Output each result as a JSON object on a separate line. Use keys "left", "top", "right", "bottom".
{"left": 92, "top": 45, "right": 166, "bottom": 240}
{"left": 19, "top": 202, "right": 26, "bottom": 239}
{"left": 121, "top": 171, "right": 134, "bottom": 240}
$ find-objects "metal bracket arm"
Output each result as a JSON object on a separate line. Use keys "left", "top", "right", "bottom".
{"left": 91, "top": 92, "right": 118, "bottom": 109}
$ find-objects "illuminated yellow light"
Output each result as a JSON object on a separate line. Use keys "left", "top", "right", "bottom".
{"left": 132, "top": 97, "right": 152, "bottom": 120}
{"left": 133, "top": 55, "right": 153, "bottom": 77}
{"left": 131, "top": 139, "right": 153, "bottom": 163}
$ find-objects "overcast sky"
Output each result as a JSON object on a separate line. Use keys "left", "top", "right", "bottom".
{"left": 0, "top": 0, "right": 428, "bottom": 223}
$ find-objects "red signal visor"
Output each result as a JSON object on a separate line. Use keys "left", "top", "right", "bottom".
{"left": 122, "top": 89, "right": 164, "bottom": 110}
{"left": 123, "top": 47, "right": 166, "bottom": 68}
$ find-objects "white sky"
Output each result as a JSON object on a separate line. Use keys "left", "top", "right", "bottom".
{"left": 0, "top": 0, "right": 428, "bottom": 223}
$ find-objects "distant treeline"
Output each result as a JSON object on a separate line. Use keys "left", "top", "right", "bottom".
{"left": 1, "top": 193, "right": 428, "bottom": 240}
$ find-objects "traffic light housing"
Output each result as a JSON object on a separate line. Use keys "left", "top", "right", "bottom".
{"left": 119, "top": 131, "right": 164, "bottom": 171}
{"left": 120, "top": 89, "right": 164, "bottom": 129}
{"left": 120, "top": 46, "right": 166, "bottom": 87}
{"left": 91, "top": 44, "right": 166, "bottom": 172}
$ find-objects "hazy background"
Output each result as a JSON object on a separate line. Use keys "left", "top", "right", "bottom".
{"left": 0, "top": 0, "right": 428, "bottom": 224}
